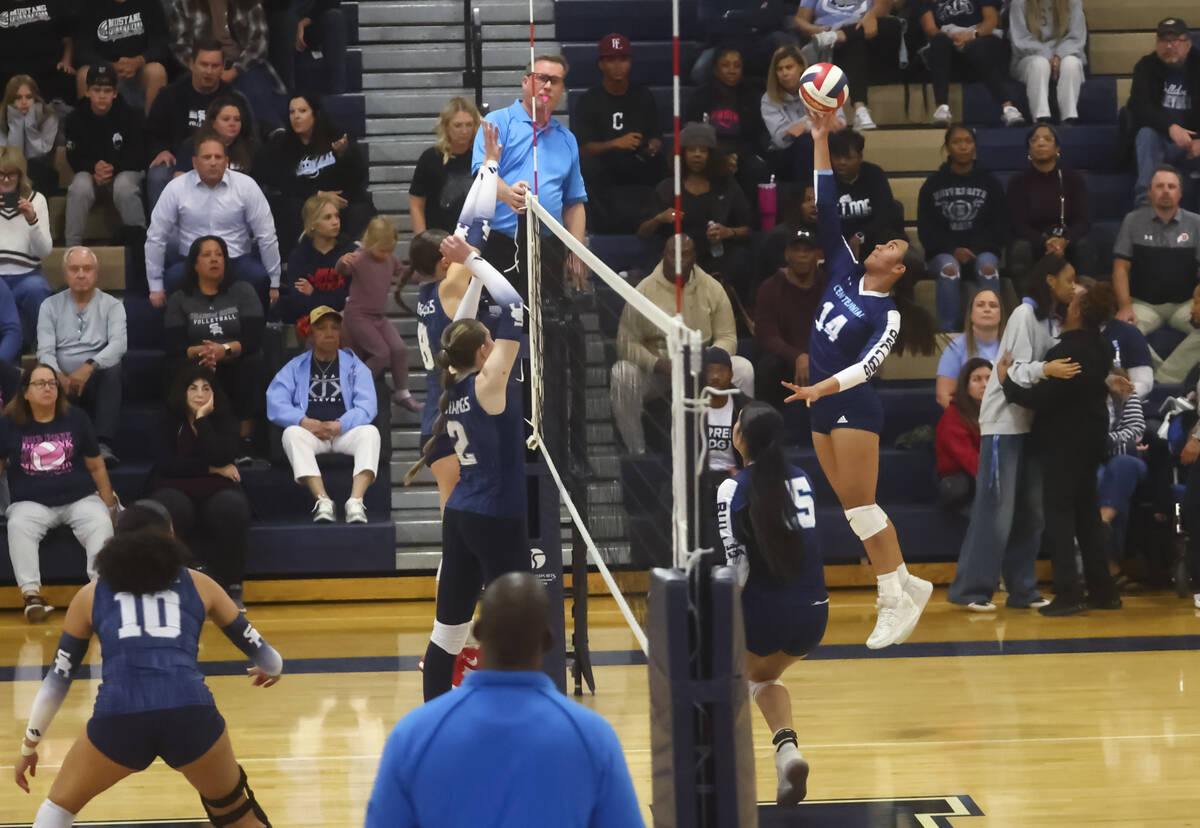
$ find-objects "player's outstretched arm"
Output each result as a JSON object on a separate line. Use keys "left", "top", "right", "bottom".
{"left": 193, "top": 570, "right": 283, "bottom": 686}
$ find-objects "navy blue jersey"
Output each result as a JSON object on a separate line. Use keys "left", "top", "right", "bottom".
{"left": 443, "top": 373, "right": 526, "bottom": 518}
{"left": 416, "top": 281, "right": 453, "bottom": 437}
{"left": 808, "top": 170, "right": 900, "bottom": 388}
{"left": 92, "top": 570, "right": 214, "bottom": 716}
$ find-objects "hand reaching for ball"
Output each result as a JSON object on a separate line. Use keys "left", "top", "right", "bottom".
{"left": 807, "top": 108, "right": 843, "bottom": 139}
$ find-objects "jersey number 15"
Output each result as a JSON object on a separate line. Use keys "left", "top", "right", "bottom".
{"left": 788, "top": 477, "right": 817, "bottom": 529}
{"left": 815, "top": 302, "right": 848, "bottom": 342}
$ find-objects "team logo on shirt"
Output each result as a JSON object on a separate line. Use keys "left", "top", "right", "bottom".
{"left": 295, "top": 151, "right": 337, "bottom": 179}
{"left": 0, "top": 5, "right": 51, "bottom": 27}
{"left": 188, "top": 108, "right": 207, "bottom": 128}
{"left": 707, "top": 423, "right": 732, "bottom": 451}
{"left": 97, "top": 12, "right": 145, "bottom": 41}
{"left": 1179, "top": 233, "right": 1191, "bottom": 244}
{"left": 21, "top": 433, "right": 74, "bottom": 475}
{"left": 309, "top": 375, "right": 341, "bottom": 402}
{"left": 932, "top": 186, "right": 988, "bottom": 232}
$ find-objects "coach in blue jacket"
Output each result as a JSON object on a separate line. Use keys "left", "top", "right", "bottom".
{"left": 266, "top": 305, "right": 380, "bottom": 523}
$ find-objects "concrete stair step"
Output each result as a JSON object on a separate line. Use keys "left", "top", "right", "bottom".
{"left": 392, "top": 510, "right": 442, "bottom": 543}
{"left": 362, "top": 43, "right": 535, "bottom": 72}
{"left": 363, "top": 70, "right": 519, "bottom": 90}
{"left": 366, "top": 91, "right": 562, "bottom": 117}
{"left": 359, "top": 23, "right": 552, "bottom": 42}
{"left": 358, "top": 0, "right": 553, "bottom": 26}
{"left": 1083, "top": 0, "right": 1181, "bottom": 31}
{"left": 393, "top": 545, "right": 444, "bottom": 569}
{"left": 366, "top": 115, "right": 439, "bottom": 136}
{"left": 1089, "top": 31, "right": 1158, "bottom": 76}
{"left": 373, "top": 185, "right": 411, "bottom": 213}
{"left": 391, "top": 487, "right": 441, "bottom": 510}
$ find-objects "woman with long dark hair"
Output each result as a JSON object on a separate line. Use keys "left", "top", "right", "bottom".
{"left": 935, "top": 357, "right": 991, "bottom": 511}
{"left": 175, "top": 96, "right": 258, "bottom": 176}
{"left": 718, "top": 402, "right": 827, "bottom": 805}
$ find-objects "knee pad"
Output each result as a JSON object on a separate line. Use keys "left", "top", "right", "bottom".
{"left": 845, "top": 504, "right": 889, "bottom": 540}
{"left": 430, "top": 620, "right": 472, "bottom": 656}
{"left": 748, "top": 678, "right": 784, "bottom": 702}
{"left": 201, "top": 765, "right": 270, "bottom": 827}
{"left": 33, "top": 799, "right": 75, "bottom": 828}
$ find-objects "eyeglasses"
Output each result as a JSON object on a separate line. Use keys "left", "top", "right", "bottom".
{"left": 528, "top": 72, "right": 564, "bottom": 88}
{"left": 27, "top": 380, "right": 57, "bottom": 389}
{"left": 1158, "top": 34, "right": 1191, "bottom": 44}
{"left": 0, "top": 171, "right": 19, "bottom": 181}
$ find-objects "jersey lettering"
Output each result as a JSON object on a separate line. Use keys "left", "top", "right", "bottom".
{"left": 446, "top": 420, "right": 478, "bottom": 466}
{"left": 417, "top": 320, "right": 435, "bottom": 371}
{"left": 114, "top": 591, "right": 182, "bottom": 640}
{"left": 612, "top": 111, "right": 624, "bottom": 131}
{"left": 788, "top": 477, "right": 817, "bottom": 528}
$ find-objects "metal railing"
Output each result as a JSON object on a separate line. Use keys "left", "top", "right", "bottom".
{"left": 462, "top": 3, "right": 486, "bottom": 112}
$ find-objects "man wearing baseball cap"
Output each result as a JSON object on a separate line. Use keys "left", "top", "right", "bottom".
{"left": 574, "top": 32, "right": 666, "bottom": 232}
{"left": 1128, "top": 17, "right": 1200, "bottom": 207}
{"left": 754, "top": 228, "right": 827, "bottom": 406}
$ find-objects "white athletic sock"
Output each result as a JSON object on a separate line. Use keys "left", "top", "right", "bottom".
{"left": 877, "top": 569, "right": 902, "bottom": 599}
{"left": 34, "top": 799, "right": 74, "bottom": 828}
{"left": 896, "top": 563, "right": 911, "bottom": 586}
{"left": 772, "top": 729, "right": 802, "bottom": 780}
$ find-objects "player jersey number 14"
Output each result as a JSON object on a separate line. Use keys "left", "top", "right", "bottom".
{"left": 814, "top": 302, "right": 848, "bottom": 342}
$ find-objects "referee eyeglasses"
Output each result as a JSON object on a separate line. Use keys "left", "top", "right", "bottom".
{"left": 527, "top": 72, "right": 564, "bottom": 88}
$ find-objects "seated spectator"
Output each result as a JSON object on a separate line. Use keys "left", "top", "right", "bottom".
{"left": 916, "top": 0, "right": 1024, "bottom": 127}
{"left": 574, "top": 34, "right": 667, "bottom": 233}
{"left": 36, "top": 246, "right": 127, "bottom": 464}
{"left": 760, "top": 45, "right": 820, "bottom": 182}
{"left": 1098, "top": 366, "right": 1147, "bottom": 559}
{"left": 1104, "top": 317, "right": 1154, "bottom": 397}
{"left": 638, "top": 123, "right": 754, "bottom": 304}
{"left": 0, "top": 145, "right": 52, "bottom": 348}
{"left": 1112, "top": 166, "right": 1200, "bottom": 341}
{"left": 829, "top": 128, "right": 903, "bottom": 250}
{"left": 145, "top": 38, "right": 252, "bottom": 208}
{"left": 150, "top": 364, "right": 250, "bottom": 607}
{"left": 366, "top": 572, "right": 644, "bottom": 828}
{"left": 175, "top": 96, "right": 258, "bottom": 177}
{"left": 0, "top": 76, "right": 59, "bottom": 196}
{"left": 274, "top": 193, "right": 351, "bottom": 326}
{"left": 337, "top": 217, "right": 420, "bottom": 411}
{"left": 1010, "top": 0, "right": 1088, "bottom": 125}
{"left": 754, "top": 228, "right": 825, "bottom": 406}
{"left": 1156, "top": 284, "right": 1200, "bottom": 384}
{"left": 790, "top": 0, "right": 904, "bottom": 131}
{"left": 758, "top": 183, "right": 819, "bottom": 281}
{"left": 918, "top": 125, "right": 1006, "bottom": 331}
{"left": 611, "top": 234, "right": 754, "bottom": 455}
{"left": 168, "top": 0, "right": 287, "bottom": 131}
{"left": 1129, "top": 17, "right": 1200, "bottom": 208}
{"left": 935, "top": 356, "right": 990, "bottom": 512}
{"left": 74, "top": 0, "right": 171, "bottom": 114}
{"left": 410, "top": 97, "right": 480, "bottom": 235}
{"left": 0, "top": 1, "right": 74, "bottom": 104}
{"left": 267, "top": 305, "right": 380, "bottom": 523}
{"left": 1007, "top": 124, "right": 1097, "bottom": 291}
{"left": 146, "top": 130, "right": 281, "bottom": 308}
{"left": 0, "top": 280, "right": 20, "bottom": 364}
{"left": 164, "top": 235, "right": 265, "bottom": 458}
{"left": 935, "top": 287, "right": 1004, "bottom": 407}
{"left": 271, "top": 0, "right": 349, "bottom": 95}
{"left": 1, "top": 363, "right": 119, "bottom": 623}
{"left": 64, "top": 64, "right": 147, "bottom": 248}
{"left": 259, "top": 93, "right": 375, "bottom": 258}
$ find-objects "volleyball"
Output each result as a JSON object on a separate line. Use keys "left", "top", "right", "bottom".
{"left": 799, "top": 62, "right": 849, "bottom": 113}
{"left": 31, "top": 441, "right": 66, "bottom": 471}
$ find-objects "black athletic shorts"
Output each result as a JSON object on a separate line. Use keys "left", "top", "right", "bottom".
{"left": 742, "top": 585, "right": 829, "bottom": 657}
{"left": 437, "top": 507, "right": 530, "bottom": 624}
{"left": 87, "top": 705, "right": 226, "bottom": 771}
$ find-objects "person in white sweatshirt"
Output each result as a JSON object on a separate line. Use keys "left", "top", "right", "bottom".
{"left": 0, "top": 145, "right": 52, "bottom": 350}
{"left": 1009, "top": 0, "right": 1088, "bottom": 124}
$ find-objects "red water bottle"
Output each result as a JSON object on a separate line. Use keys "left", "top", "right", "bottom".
{"left": 758, "top": 175, "right": 777, "bottom": 230}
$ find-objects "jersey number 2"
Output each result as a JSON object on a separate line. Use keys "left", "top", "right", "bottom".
{"left": 445, "top": 420, "right": 477, "bottom": 466}
{"left": 815, "top": 302, "right": 848, "bottom": 342}
{"left": 115, "top": 591, "right": 182, "bottom": 640}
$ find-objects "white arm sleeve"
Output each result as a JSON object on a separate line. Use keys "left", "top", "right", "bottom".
{"left": 25, "top": 634, "right": 87, "bottom": 742}
{"left": 831, "top": 309, "right": 901, "bottom": 391}
{"left": 453, "top": 274, "right": 485, "bottom": 322}
{"left": 455, "top": 160, "right": 499, "bottom": 246}
{"left": 716, "top": 478, "right": 749, "bottom": 587}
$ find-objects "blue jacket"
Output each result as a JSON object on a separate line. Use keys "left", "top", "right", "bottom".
{"left": 266, "top": 348, "right": 377, "bottom": 433}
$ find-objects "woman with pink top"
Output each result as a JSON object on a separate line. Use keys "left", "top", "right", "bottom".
{"left": 336, "top": 217, "right": 422, "bottom": 411}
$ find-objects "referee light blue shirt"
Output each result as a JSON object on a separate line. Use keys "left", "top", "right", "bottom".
{"left": 365, "top": 670, "right": 644, "bottom": 828}
{"left": 472, "top": 99, "right": 588, "bottom": 238}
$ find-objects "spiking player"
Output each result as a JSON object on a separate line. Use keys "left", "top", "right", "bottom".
{"left": 780, "top": 108, "right": 932, "bottom": 649}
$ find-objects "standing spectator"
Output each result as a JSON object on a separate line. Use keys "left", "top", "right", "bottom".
{"left": 63, "top": 64, "right": 147, "bottom": 248}
{"left": 1097, "top": 367, "right": 1147, "bottom": 560}
{"left": 150, "top": 364, "right": 250, "bottom": 606}
{"left": 0, "top": 145, "right": 52, "bottom": 349}
{"left": 935, "top": 287, "right": 1004, "bottom": 407}
{"left": 760, "top": 45, "right": 820, "bottom": 182}
{"left": 754, "top": 228, "right": 826, "bottom": 406}
{"left": 1128, "top": 18, "right": 1200, "bottom": 208}
{"left": 146, "top": 131, "right": 281, "bottom": 308}
{"left": 174, "top": 96, "right": 258, "bottom": 176}
{"left": 1, "top": 363, "right": 119, "bottom": 623}
{"left": 574, "top": 33, "right": 666, "bottom": 233}
{"left": 0, "top": 76, "right": 59, "bottom": 196}
{"left": 1007, "top": 124, "right": 1097, "bottom": 290}
{"left": 289, "top": 0, "right": 350, "bottom": 94}
{"left": 0, "top": 0, "right": 75, "bottom": 104}
{"left": 410, "top": 97, "right": 480, "bottom": 235}
{"left": 935, "top": 356, "right": 990, "bottom": 511}
{"left": 274, "top": 193, "right": 350, "bottom": 326}
{"left": 1112, "top": 166, "right": 1200, "bottom": 340}
{"left": 829, "top": 128, "right": 903, "bottom": 247}
{"left": 918, "top": 125, "right": 1006, "bottom": 331}
{"left": 1010, "top": 0, "right": 1088, "bottom": 124}
{"left": 337, "top": 217, "right": 420, "bottom": 412}
{"left": 73, "top": 0, "right": 171, "bottom": 114}
{"left": 36, "top": 246, "right": 128, "bottom": 464}
{"left": 267, "top": 305, "right": 380, "bottom": 523}
{"left": 790, "top": 0, "right": 904, "bottom": 131}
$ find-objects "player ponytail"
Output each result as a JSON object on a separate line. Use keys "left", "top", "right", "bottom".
{"left": 738, "top": 402, "right": 804, "bottom": 581}
{"left": 403, "top": 318, "right": 490, "bottom": 485}
{"left": 96, "top": 529, "right": 189, "bottom": 595}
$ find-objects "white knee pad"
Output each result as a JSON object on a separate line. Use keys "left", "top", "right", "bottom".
{"left": 34, "top": 799, "right": 75, "bottom": 828}
{"left": 748, "top": 678, "right": 784, "bottom": 702}
{"left": 430, "top": 621, "right": 472, "bottom": 655}
{"left": 845, "top": 504, "right": 889, "bottom": 540}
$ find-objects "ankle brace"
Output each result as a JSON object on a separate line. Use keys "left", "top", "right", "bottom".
{"left": 772, "top": 728, "right": 799, "bottom": 751}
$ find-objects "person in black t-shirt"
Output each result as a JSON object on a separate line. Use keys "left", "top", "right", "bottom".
{"left": 410, "top": 97, "right": 480, "bottom": 235}
{"left": 73, "top": 0, "right": 170, "bottom": 114}
{"left": 573, "top": 34, "right": 667, "bottom": 233}
{"left": 0, "top": 0, "right": 75, "bottom": 104}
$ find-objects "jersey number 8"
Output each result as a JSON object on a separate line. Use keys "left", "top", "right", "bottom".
{"left": 417, "top": 322, "right": 435, "bottom": 372}
{"left": 815, "top": 301, "right": 848, "bottom": 343}
{"left": 115, "top": 590, "right": 182, "bottom": 640}
{"left": 446, "top": 420, "right": 478, "bottom": 466}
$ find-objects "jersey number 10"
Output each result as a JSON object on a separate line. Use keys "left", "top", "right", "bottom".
{"left": 815, "top": 302, "right": 848, "bottom": 342}
{"left": 115, "top": 591, "right": 182, "bottom": 640}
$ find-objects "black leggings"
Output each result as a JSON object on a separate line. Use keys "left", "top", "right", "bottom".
{"left": 924, "top": 33, "right": 1011, "bottom": 108}
{"left": 151, "top": 487, "right": 251, "bottom": 588}
{"left": 1041, "top": 454, "right": 1118, "bottom": 604}
{"left": 832, "top": 16, "right": 904, "bottom": 106}
{"left": 435, "top": 508, "right": 530, "bottom": 625}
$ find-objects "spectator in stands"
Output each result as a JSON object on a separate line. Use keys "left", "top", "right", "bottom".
{"left": 64, "top": 64, "right": 147, "bottom": 248}
{"left": 790, "top": 0, "right": 904, "bottom": 131}
{"left": 278, "top": 0, "right": 349, "bottom": 95}
{"left": 267, "top": 305, "right": 380, "bottom": 523}
{"left": 754, "top": 228, "right": 825, "bottom": 406}
{"left": 410, "top": 97, "right": 480, "bottom": 235}
{"left": 0, "top": 1, "right": 74, "bottom": 104}
{"left": 36, "top": 246, "right": 127, "bottom": 465}
{"left": 701, "top": 346, "right": 743, "bottom": 548}
{"left": 1071, "top": 273, "right": 1155, "bottom": 397}
{"left": 1, "top": 363, "right": 119, "bottom": 623}
{"left": 0, "top": 281, "right": 20, "bottom": 365}
{"left": 638, "top": 122, "right": 754, "bottom": 304}
{"left": 74, "top": 0, "right": 171, "bottom": 114}
{"left": 918, "top": 125, "right": 1006, "bottom": 331}
{"left": 145, "top": 38, "right": 251, "bottom": 207}
{"left": 1098, "top": 366, "right": 1146, "bottom": 560}
{"left": 168, "top": 0, "right": 287, "bottom": 131}
{"left": 0, "top": 76, "right": 59, "bottom": 196}
{"left": 1112, "top": 165, "right": 1200, "bottom": 340}
{"left": 935, "top": 356, "right": 990, "bottom": 512}
{"left": 164, "top": 235, "right": 265, "bottom": 459}
{"left": 829, "top": 128, "right": 903, "bottom": 250}
{"left": 611, "top": 234, "right": 754, "bottom": 455}
{"left": 1128, "top": 17, "right": 1200, "bottom": 207}
{"left": 0, "top": 145, "right": 52, "bottom": 349}
{"left": 935, "top": 287, "right": 1004, "bottom": 407}
{"left": 1007, "top": 124, "right": 1097, "bottom": 291}
{"left": 1009, "top": 0, "right": 1088, "bottom": 125}
{"left": 259, "top": 93, "right": 374, "bottom": 257}
{"left": 146, "top": 130, "right": 281, "bottom": 308}
{"left": 574, "top": 33, "right": 666, "bottom": 233}
{"left": 274, "top": 193, "right": 350, "bottom": 326}
{"left": 1156, "top": 284, "right": 1200, "bottom": 384}
{"left": 151, "top": 364, "right": 250, "bottom": 607}
{"left": 758, "top": 183, "right": 819, "bottom": 281}
{"left": 175, "top": 96, "right": 258, "bottom": 177}
{"left": 760, "top": 45, "right": 820, "bottom": 182}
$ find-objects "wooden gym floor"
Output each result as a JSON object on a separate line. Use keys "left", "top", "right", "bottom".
{"left": 1, "top": 586, "right": 1198, "bottom": 827}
